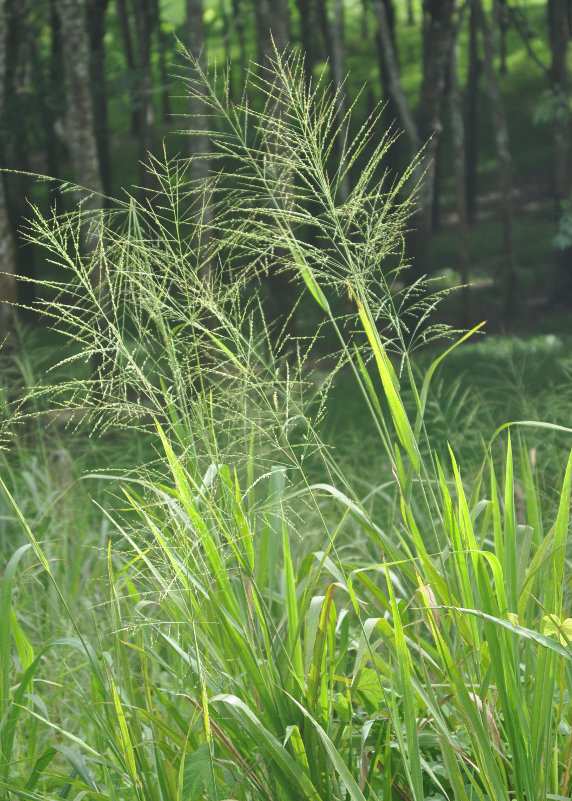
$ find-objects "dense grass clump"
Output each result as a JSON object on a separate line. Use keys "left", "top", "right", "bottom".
{"left": 1, "top": 52, "right": 571, "bottom": 801}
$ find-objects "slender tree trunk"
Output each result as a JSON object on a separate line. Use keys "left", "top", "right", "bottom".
{"left": 218, "top": 0, "right": 233, "bottom": 94}
{"left": 86, "top": 0, "right": 111, "bottom": 196}
{"left": 548, "top": 0, "right": 571, "bottom": 204}
{"left": 465, "top": 0, "right": 481, "bottom": 224}
{"left": 494, "top": 0, "right": 509, "bottom": 75}
{"left": 150, "top": 0, "right": 171, "bottom": 121}
{"left": 374, "top": 0, "right": 456, "bottom": 277}
{"left": 231, "top": 0, "right": 247, "bottom": 89}
{"left": 0, "top": 0, "right": 18, "bottom": 337}
{"left": 56, "top": 0, "right": 104, "bottom": 202}
{"left": 317, "top": 0, "right": 350, "bottom": 201}
{"left": 360, "top": 0, "right": 368, "bottom": 38}
{"left": 373, "top": 0, "right": 418, "bottom": 155}
{"left": 47, "top": 0, "right": 64, "bottom": 207}
{"left": 254, "top": 0, "right": 289, "bottom": 60}
{"left": 475, "top": 0, "right": 518, "bottom": 317}
{"left": 132, "top": 0, "right": 155, "bottom": 188}
{"left": 431, "top": 136, "right": 442, "bottom": 231}
{"left": 6, "top": 0, "right": 39, "bottom": 312}
{"left": 253, "top": 0, "right": 296, "bottom": 348}
{"left": 115, "top": 0, "right": 138, "bottom": 135}
{"left": 548, "top": 0, "right": 572, "bottom": 304}
{"left": 56, "top": 0, "right": 109, "bottom": 380}
{"left": 187, "top": 0, "right": 214, "bottom": 283}
{"left": 406, "top": 0, "right": 414, "bottom": 25}
{"left": 409, "top": 0, "right": 457, "bottom": 277}
{"left": 295, "top": 0, "right": 320, "bottom": 90}
{"left": 374, "top": 0, "right": 405, "bottom": 175}
{"left": 449, "top": 22, "right": 471, "bottom": 322}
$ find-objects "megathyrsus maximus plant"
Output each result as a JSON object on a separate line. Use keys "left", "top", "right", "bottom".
{"left": 2, "top": 48, "right": 571, "bottom": 801}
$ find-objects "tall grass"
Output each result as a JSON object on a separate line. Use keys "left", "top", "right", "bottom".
{"left": 1, "top": 50, "right": 571, "bottom": 801}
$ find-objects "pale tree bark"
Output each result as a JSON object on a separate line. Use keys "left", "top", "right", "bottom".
{"left": 548, "top": 0, "right": 571, "bottom": 205}
{"left": 548, "top": 0, "right": 572, "bottom": 304}
{"left": 56, "top": 0, "right": 104, "bottom": 204}
{"left": 56, "top": 0, "right": 109, "bottom": 379}
{"left": 373, "top": 0, "right": 419, "bottom": 155}
{"left": 474, "top": 0, "right": 518, "bottom": 317}
{"left": 374, "top": 0, "right": 407, "bottom": 175}
{"left": 47, "top": 0, "right": 64, "bottom": 206}
{"left": 218, "top": 0, "right": 233, "bottom": 94}
{"left": 0, "top": 0, "right": 18, "bottom": 337}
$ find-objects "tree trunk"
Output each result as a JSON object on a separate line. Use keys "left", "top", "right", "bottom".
{"left": 231, "top": 0, "right": 247, "bottom": 91}
{"left": 465, "top": 0, "right": 481, "bottom": 224}
{"left": 187, "top": 0, "right": 214, "bottom": 283}
{"left": 360, "top": 0, "right": 368, "bottom": 38}
{"left": 374, "top": 0, "right": 456, "bottom": 277}
{"left": 115, "top": 0, "right": 138, "bottom": 135}
{"left": 6, "top": 0, "right": 40, "bottom": 313}
{"left": 47, "top": 0, "right": 64, "bottom": 207}
{"left": 494, "top": 0, "right": 509, "bottom": 75}
{"left": 409, "top": 0, "right": 457, "bottom": 277}
{"left": 374, "top": 0, "right": 405, "bottom": 176}
{"left": 56, "top": 0, "right": 104, "bottom": 203}
{"left": 218, "top": 0, "right": 233, "bottom": 95}
{"left": 132, "top": 0, "right": 155, "bottom": 188}
{"left": 295, "top": 0, "right": 320, "bottom": 90}
{"left": 86, "top": 0, "right": 111, "bottom": 196}
{"left": 373, "top": 0, "right": 418, "bottom": 156}
{"left": 548, "top": 0, "right": 572, "bottom": 304}
{"left": 449, "top": 21, "right": 471, "bottom": 322}
{"left": 475, "top": 0, "right": 518, "bottom": 318}
{"left": 150, "top": 0, "right": 171, "bottom": 121}
{"left": 253, "top": 0, "right": 296, "bottom": 348}
{"left": 431, "top": 135, "right": 442, "bottom": 231}
{"left": 317, "top": 0, "right": 350, "bottom": 201}
{"left": 55, "top": 0, "right": 108, "bottom": 380}
{"left": 254, "top": 0, "right": 289, "bottom": 60}
{"left": 0, "top": 0, "right": 18, "bottom": 337}
{"left": 406, "top": 0, "right": 414, "bottom": 25}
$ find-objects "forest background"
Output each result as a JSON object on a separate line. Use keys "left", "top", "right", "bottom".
{"left": 0, "top": 0, "right": 571, "bottom": 338}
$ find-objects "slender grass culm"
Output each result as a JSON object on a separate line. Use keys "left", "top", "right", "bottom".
{"left": 1, "top": 50, "right": 571, "bottom": 801}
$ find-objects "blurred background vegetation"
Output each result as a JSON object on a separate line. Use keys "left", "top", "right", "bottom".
{"left": 0, "top": 0, "right": 571, "bottom": 336}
